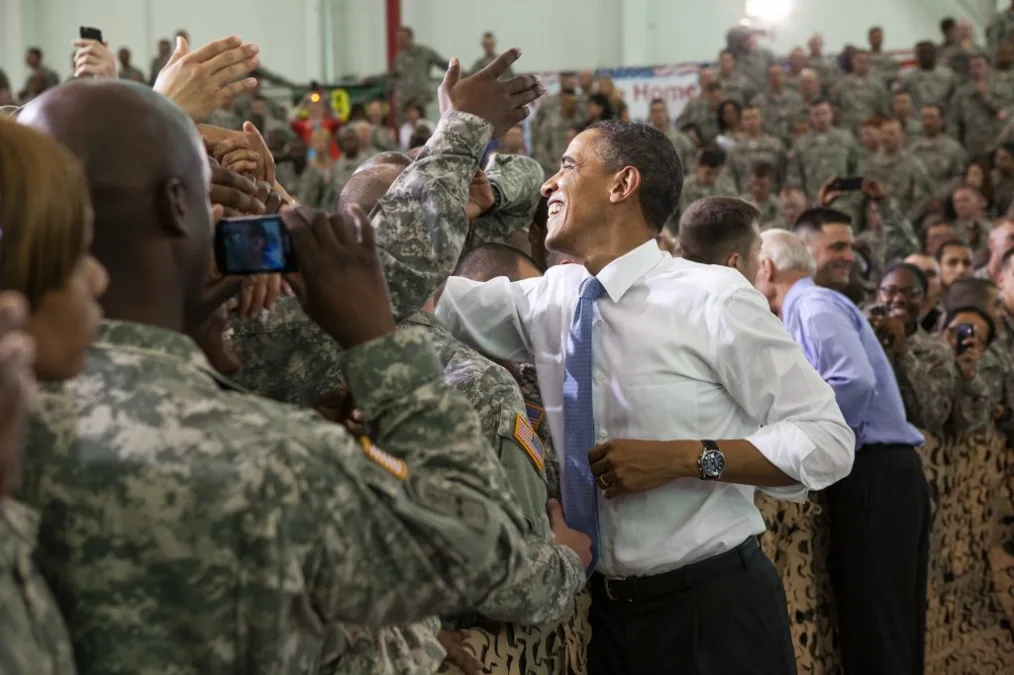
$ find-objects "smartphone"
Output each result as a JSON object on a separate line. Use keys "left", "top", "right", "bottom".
{"left": 79, "top": 26, "right": 103, "bottom": 42}
{"left": 868, "top": 304, "right": 889, "bottom": 319}
{"left": 830, "top": 177, "right": 863, "bottom": 192}
{"left": 214, "top": 215, "right": 296, "bottom": 275}
{"left": 955, "top": 323, "right": 975, "bottom": 355}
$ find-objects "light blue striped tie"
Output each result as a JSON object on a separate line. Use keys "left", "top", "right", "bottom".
{"left": 563, "top": 276, "right": 606, "bottom": 573}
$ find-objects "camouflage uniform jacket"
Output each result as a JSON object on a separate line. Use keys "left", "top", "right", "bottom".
{"left": 322, "top": 154, "right": 366, "bottom": 211}
{"left": 393, "top": 44, "right": 447, "bottom": 108}
{"left": 467, "top": 154, "right": 545, "bottom": 251}
{"left": 296, "top": 163, "right": 331, "bottom": 210}
{"left": 862, "top": 150, "right": 934, "bottom": 222}
{"left": 752, "top": 88, "right": 807, "bottom": 145}
{"left": 734, "top": 48, "right": 776, "bottom": 89}
{"left": 947, "top": 76, "right": 1014, "bottom": 157}
{"left": 786, "top": 127, "right": 859, "bottom": 201}
{"left": 716, "top": 71, "right": 757, "bottom": 106}
{"left": 232, "top": 110, "right": 494, "bottom": 406}
{"left": 661, "top": 126, "right": 697, "bottom": 175}
{"left": 868, "top": 51, "right": 900, "bottom": 89}
{"left": 319, "top": 618, "right": 445, "bottom": 675}
{"left": 830, "top": 195, "right": 920, "bottom": 267}
{"left": 741, "top": 193, "right": 783, "bottom": 230}
{"left": 677, "top": 174, "right": 738, "bottom": 216}
{"left": 890, "top": 327, "right": 992, "bottom": 434}
{"left": 908, "top": 133, "right": 968, "bottom": 197}
{"left": 987, "top": 8, "right": 1014, "bottom": 59}
{"left": 675, "top": 97, "right": 720, "bottom": 147}
{"left": 830, "top": 73, "right": 889, "bottom": 131}
{"left": 17, "top": 321, "right": 534, "bottom": 675}
{"left": 723, "top": 133, "right": 787, "bottom": 193}
{"left": 0, "top": 499, "right": 76, "bottom": 675}
{"left": 902, "top": 66, "right": 957, "bottom": 111}
{"left": 532, "top": 104, "right": 583, "bottom": 176}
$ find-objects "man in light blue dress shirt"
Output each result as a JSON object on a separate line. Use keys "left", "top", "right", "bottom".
{"left": 756, "top": 223, "right": 929, "bottom": 675}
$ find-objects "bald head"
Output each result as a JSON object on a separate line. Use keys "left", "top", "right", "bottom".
{"left": 354, "top": 151, "right": 412, "bottom": 176}
{"left": 18, "top": 79, "right": 213, "bottom": 333}
{"left": 338, "top": 163, "right": 406, "bottom": 215}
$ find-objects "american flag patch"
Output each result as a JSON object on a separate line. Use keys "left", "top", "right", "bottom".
{"left": 359, "top": 437, "right": 407, "bottom": 480}
{"left": 513, "top": 414, "right": 545, "bottom": 472}
{"left": 525, "top": 402, "right": 545, "bottom": 431}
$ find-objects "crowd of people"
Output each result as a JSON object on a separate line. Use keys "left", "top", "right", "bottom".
{"left": 5, "top": 3, "right": 1014, "bottom": 675}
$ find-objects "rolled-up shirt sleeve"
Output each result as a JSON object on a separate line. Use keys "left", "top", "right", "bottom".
{"left": 708, "top": 287, "right": 855, "bottom": 492}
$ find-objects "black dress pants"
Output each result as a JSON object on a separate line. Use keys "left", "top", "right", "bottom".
{"left": 587, "top": 537, "right": 797, "bottom": 675}
{"left": 825, "top": 443, "right": 930, "bottom": 675}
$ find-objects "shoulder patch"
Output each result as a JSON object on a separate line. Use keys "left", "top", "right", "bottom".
{"left": 525, "top": 401, "right": 545, "bottom": 432}
{"left": 359, "top": 437, "right": 407, "bottom": 480}
{"left": 513, "top": 413, "right": 545, "bottom": 472}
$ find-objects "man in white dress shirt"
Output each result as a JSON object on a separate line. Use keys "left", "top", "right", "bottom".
{"left": 436, "top": 120, "right": 855, "bottom": 674}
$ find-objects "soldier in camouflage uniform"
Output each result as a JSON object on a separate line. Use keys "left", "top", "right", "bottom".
{"left": 321, "top": 127, "right": 369, "bottom": 212}
{"left": 863, "top": 118, "right": 934, "bottom": 222}
{"left": 724, "top": 104, "right": 787, "bottom": 193}
{"left": 752, "top": 64, "right": 807, "bottom": 146}
{"left": 648, "top": 98, "right": 696, "bottom": 173}
{"left": 729, "top": 29, "right": 777, "bottom": 90}
{"left": 469, "top": 32, "right": 515, "bottom": 78}
{"left": 392, "top": 26, "right": 447, "bottom": 118}
{"left": 943, "top": 21, "right": 989, "bottom": 84}
{"left": 830, "top": 50, "right": 890, "bottom": 132}
{"left": 533, "top": 89, "right": 583, "bottom": 177}
{"left": 948, "top": 53, "right": 1014, "bottom": 158}
{"left": 890, "top": 90, "right": 923, "bottom": 140}
{"left": 909, "top": 104, "right": 967, "bottom": 198}
{"left": 787, "top": 100, "right": 860, "bottom": 201}
{"left": 679, "top": 148, "right": 737, "bottom": 216}
{"left": 867, "top": 26, "right": 900, "bottom": 88}
{"left": 987, "top": 1, "right": 1014, "bottom": 60}
{"left": 742, "top": 162, "right": 783, "bottom": 229}
{"left": 827, "top": 179, "right": 921, "bottom": 268}
{"left": 903, "top": 42, "right": 956, "bottom": 112}
{"left": 806, "top": 34, "right": 838, "bottom": 96}
{"left": 675, "top": 81, "right": 723, "bottom": 148}
{"left": 784, "top": 47, "right": 808, "bottom": 95}
{"left": 715, "top": 50, "right": 757, "bottom": 106}
{"left": 0, "top": 292, "right": 77, "bottom": 675}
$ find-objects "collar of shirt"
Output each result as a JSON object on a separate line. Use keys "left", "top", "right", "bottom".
{"left": 595, "top": 238, "right": 665, "bottom": 304}
{"left": 782, "top": 276, "right": 817, "bottom": 320}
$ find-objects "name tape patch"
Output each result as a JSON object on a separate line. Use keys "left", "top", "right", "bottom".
{"left": 359, "top": 437, "right": 408, "bottom": 480}
{"left": 525, "top": 402, "right": 545, "bottom": 432}
{"left": 513, "top": 413, "right": 545, "bottom": 472}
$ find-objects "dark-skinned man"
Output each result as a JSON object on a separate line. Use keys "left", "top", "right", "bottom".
{"left": 15, "top": 74, "right": 540, "bottom": 674}
{"left": 436, "top": 120, "right": 853, "bottom": 674}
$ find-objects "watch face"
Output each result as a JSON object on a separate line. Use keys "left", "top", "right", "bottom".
{"left": 701, "top": 449, "right": 726, "bottom": 478}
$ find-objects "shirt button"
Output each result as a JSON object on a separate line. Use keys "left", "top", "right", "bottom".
{"left": 598, "top": 431, "right": 608, "bottom": 441}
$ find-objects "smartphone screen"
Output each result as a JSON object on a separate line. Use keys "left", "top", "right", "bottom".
{"left": 214, "top": 216, "right": 296, "bottom": 275}
{"left": 831, "top": 177, "right": 863, "bottom": 192}
{"left": 79, "top": 26, "right": 103, "bottom": 41}
{"left": 955, "top": 324, "right": 975, "bottom": 355}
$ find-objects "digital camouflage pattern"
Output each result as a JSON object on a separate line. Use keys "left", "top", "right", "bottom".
{"left": 675, "top": 97, "right": 720, "bottom": 147}
{"left": 742, "top": 192, "right": 784, "bottom": 230}
{"left": 988, "top": 7, "right": 1014, "bottom": 59}
{"left": 0, "top": 499, "right": 77, "bottom": 675}
{"left": 515, "top": 363, "right": 559, "bottom": 503}
{"left": 232, "top": 110, "right": 493, "bottom": 405}
{"left": 318, "top": 618, "right": 446, "bottom": 675}
{"left": 787, "top": 127, "right": 860, "bottom": 200}
{"left": 908, "top": 133, "right": 968, "bottom": 197}
{"left": 392, "top": 44, "right": 447, "bottom": 110}
{"left": 17, "top": 321, "right": 533, "bottom": 675}
{"left": 468, "top": 153, "right": 545, "bottom": 252}
{"left": 902, "top": 67, "right": 957, "bottom": 111}
{"left": 531, "top": 103, "right": 584, "bottom": 176}
{"left": 947, "top": 75, "right": 1014, "bottom": 157}
{"left": 723, "top": 133, "right": 788, "bottom": 193}
{"left": 868, "top": 51, "right": 900, "bottom": 89}
{"left": 734, "top": 47, "right": 777, "bottom": 90}
{"left": 830, "top": 195, "right": 920, "bottom": 267}
{"left": 752, "top": 88, "right": 808, "bottom": 145}
{"left": 677, "top": 174, "right": 738, "bottom": 215}
{"left": 663, "top": 127, "right": 698, "bottom": 175}
{"left": 830, "top": 73, "right": 890, "bottom": 131}
{"left": 862, "top": 150, "right": 934, "bottom": 221}
{"left": 890, "top": 328, "right": 993, "bottom": 434}
{"left": 716, "top": 71, "right": 757, "bottom": 106}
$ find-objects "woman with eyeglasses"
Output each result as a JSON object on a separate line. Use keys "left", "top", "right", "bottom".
{"left": 867, "top": 262, "right": 991, "bottom": 434}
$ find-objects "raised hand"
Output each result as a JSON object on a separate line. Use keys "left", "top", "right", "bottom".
{"left": 154, "top": 36, "right": 260, "bottom": 121}
{"left": 438, "top": 49, "right": 545, "bottom": 137}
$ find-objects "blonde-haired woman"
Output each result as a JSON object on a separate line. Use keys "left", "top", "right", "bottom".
{"left": 0, "top": 115, "right": 108, "bottom": 673}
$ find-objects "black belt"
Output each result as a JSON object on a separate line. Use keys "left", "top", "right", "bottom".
{"left": 592, "top": 537, "right": 761, "bottom": 603}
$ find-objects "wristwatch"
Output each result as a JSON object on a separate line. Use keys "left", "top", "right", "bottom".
{"left": 697, "top": 440, "right": 726, "bottom": 481}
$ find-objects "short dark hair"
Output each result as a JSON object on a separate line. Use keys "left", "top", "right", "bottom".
{"left": 869, "top": 26, "right": 883, "bottom": 35}
{"left": 399, "top": 26, "right": 414, "bottom": 36}
{"left": 751, "top": 161, "right": 775, "bottom": 179}
{"left": 921, "top": 102, "right": 943, "bottom": 116}
{"left": 940, "top": 18, "right": 956, "bottom": 33}
{"left": 892, "top": 88, "right": 912, "bottom": 98}
{"left": 650, "top": 97, "right": 666, "bottom": 107}
{"left": 810, "top": 97, "right": 831, "bottom": 108}
{"left": 402, "top": 100, "right": 425, "bottom": 116}
{"left": 678, "top": 198, "right": 760, "bottom": 266}
{"left": 934, "top": 238, "right": 971, "bottom": 263}
{"left": 454, "top": 243, "right": 544, "bottom": 282}
{"left": 27, "top": 47, "right": 42, "bottom": 59}
{"left": 588, "top": 120, "right": 683, "bottom": 232}
{"left": 882, "top": 262, "right": 928, "bottom": 295}
{"left": 916, "top": 40, "right": 935, "bottom": 52}
{"left": 482, "top": 31, "right": 494, "bottom": 39}
{"left": 793, "top": 207, "right": 852, "bottom": 234}
{"left": 588, "top": 93, "right": 614, "bottom": 119}
{"left": 698, "top": 147, "right": 726, "bottom": 169}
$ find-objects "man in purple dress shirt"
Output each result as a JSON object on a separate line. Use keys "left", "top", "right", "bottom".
{"left": 755, "top": 218, "right": 929, "bottom": 675}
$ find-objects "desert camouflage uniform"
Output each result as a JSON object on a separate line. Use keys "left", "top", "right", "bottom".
{"left": 752, "top": 88, "right": 807, "bottom": 145}
{"left": 393, "top": 44, "right": 447, "bottom": 112}
{"left": 723, "top": 133, "right": 787, "bottom": 193}
{"left": 786, "top": 127, "right": 860, "bottom": 200}
{"left": 232, "top": 111, "right": 493, "bottom": 406}
{"left": 947, "top": 75, "right": 1014, "bottom": 157}
{"left": 830, "top": 73, "right": 889, "bottom": 131}
{"left": 17, "top": 321, "right": 533, "bottom": 675}
{"left": 902, "top": 66, "right": 957, "bottom": 111}
{"left": 742, "top": 193, "right": 783, "bottom": 229}
{"left": 868, "top": 51, "right": 900, "bottom": 89}
{"left": 0, "top": 499, "right": 77, "bottom": 675}
{"left": 862, "top": 150, "right": 934, "bottom": 221}
{"left": 716, "top": 71, "right": 756, "bottom": 106}
{"left": 678, "top": 174, "right": 738, "bottom": 215}
{"left": 675, "top": 97, "right": 720, "bottom": 147}
{"left": 889, "top": 328, "right": 992, "bottom": 434}
{"left": 908, "top": 133, "right": 968, "bottom": 196}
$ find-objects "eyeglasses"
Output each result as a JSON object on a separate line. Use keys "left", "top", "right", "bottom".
{"left": 878, "top": 285, "right": 924, "bottom": 300}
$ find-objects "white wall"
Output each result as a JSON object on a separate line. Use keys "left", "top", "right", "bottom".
{"left": 3, "top": 0, "right": 323, "bottom": 90}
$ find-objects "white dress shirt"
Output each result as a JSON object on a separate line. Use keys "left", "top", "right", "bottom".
{"left": 436, "top": 239, "right": 854, "bottom": 577}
